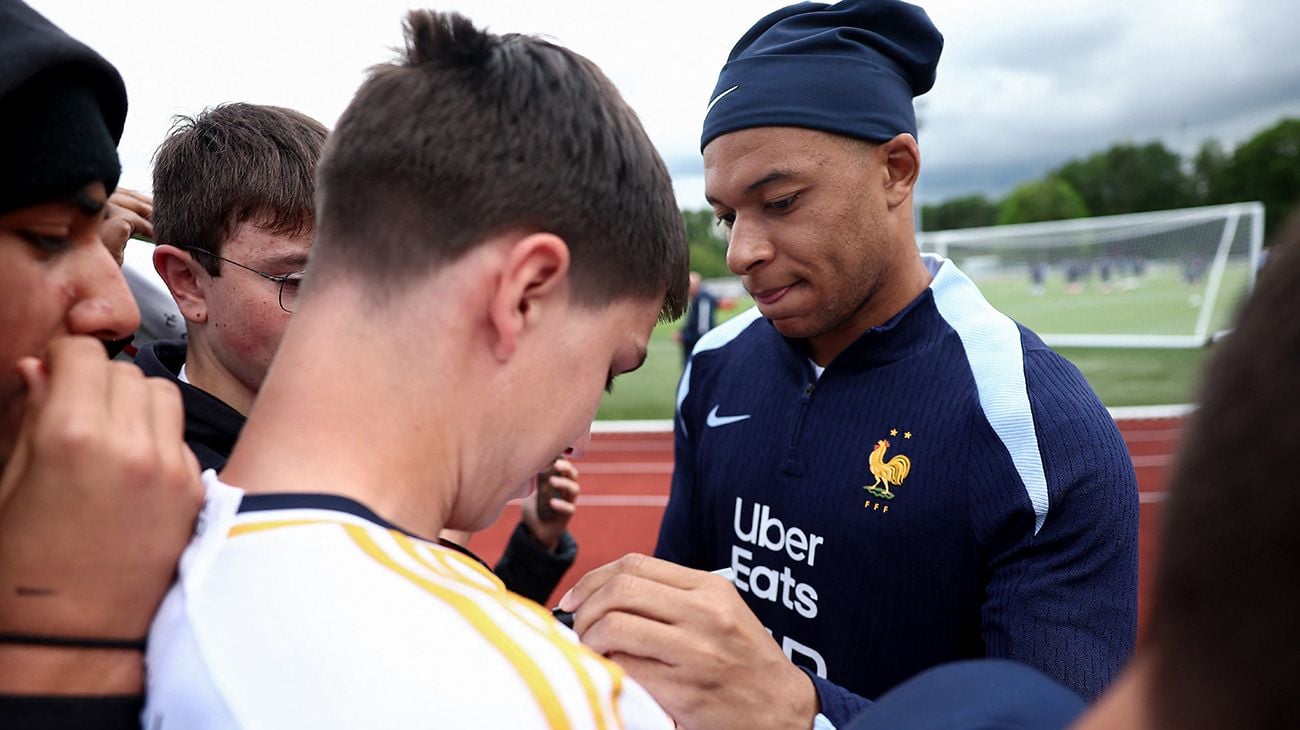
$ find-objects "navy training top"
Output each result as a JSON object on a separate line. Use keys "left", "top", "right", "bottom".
{"left": 656, "top": 254, "right": 1137, "bottom": 725}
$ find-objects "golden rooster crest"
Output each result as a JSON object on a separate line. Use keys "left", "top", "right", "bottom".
{"left": 864, "top": 439, "right": 911, "bottom": 500}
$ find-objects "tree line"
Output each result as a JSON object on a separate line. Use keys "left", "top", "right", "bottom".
{"left": 922, "top": 117, "right": 1300, "bottom": 234}
{"left": 680, "top": 117, "right": 1300, "bottom": 278}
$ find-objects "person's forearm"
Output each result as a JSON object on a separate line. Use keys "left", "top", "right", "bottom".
{"left": 495, "top": 523, "right": 576, "bottom": 604}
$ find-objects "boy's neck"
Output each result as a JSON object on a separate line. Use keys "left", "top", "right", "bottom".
{"left": 220, "top": 295, "right": 461, "bottom": 541}
{"left": 183, "top": 338, "right": 257, "bottom": 416}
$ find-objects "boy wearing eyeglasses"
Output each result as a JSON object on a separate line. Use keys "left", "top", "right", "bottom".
{"left": 141, "top": 102, "right": 324, "bottom": 465}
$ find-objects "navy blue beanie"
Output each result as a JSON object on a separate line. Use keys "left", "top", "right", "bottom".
{"left": 701, "top": 0, "right": 942, "bottom": 151}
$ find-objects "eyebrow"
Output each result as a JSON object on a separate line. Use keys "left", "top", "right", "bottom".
{"left": 257, "top": 252, "right": 310, "bottom": 270}
{"left": 705, "top": 169, "right": 797, "bottom": 206}
{"left": 745, "top": 170, "right": 795, "bottom": 194}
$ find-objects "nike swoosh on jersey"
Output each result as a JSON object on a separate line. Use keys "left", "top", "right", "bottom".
{"left": 706, "top": 405, "right": 751, "bottom": 428}
{"left": 706, "top": 85, "right": 739, "bottom": 113}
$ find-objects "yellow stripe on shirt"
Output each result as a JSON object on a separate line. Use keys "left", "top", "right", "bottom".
{"left": 403, "top": 537, "right": 620, "bottom": 730}
{"left": 504, "top": 590, "right": 626, "bottom": 730}
{"left": 229, "top": 519, "right": 327, "bottom": 537}
{"left": 344, "top": 525, "right": 573, "bottom": 730}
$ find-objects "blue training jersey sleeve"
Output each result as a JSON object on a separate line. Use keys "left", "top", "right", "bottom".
{"left": 972, "top": 346, "right": 1139, "bottom": 700}
{"left": 806, "top": 672, "right": 874, "bottom": 727}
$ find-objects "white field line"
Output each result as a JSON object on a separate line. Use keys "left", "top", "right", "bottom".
{"left": 592, "top": 420, "right": 674, "bottom": 433}
{"left": 1108, "top": 404, "right": 1195, "bottom": 421}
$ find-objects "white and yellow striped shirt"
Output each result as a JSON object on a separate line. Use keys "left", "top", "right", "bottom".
{"left": 145, "top": 473, "right": 672, "bottom": 729}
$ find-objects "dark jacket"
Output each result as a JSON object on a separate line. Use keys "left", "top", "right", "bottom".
{"left": 134, "top": 340, "right": 241, "bottom": 471}
{"left": 134, "top": 339, "right": 576, "bottom": 604}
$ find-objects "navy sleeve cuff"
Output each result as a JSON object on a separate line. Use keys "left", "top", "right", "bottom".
{"left": 493, "top": 522, "right": 578, "bottom": 605}
{"left": 803, "top": 669, "right": 872, "bottom": 727}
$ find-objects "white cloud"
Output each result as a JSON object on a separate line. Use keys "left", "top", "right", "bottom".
{"left": 28, "top": 0, "right": 1300, "bottom": 208}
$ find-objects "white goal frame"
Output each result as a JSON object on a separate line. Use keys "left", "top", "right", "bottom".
{"left": 917, "top": 202, "right": 1265, "bottom": 348}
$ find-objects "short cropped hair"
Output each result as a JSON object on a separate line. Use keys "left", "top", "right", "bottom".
{"left": 152, "top": 103, "right": 328, "bottom": 275}
{"left": 1146, "top": 210, "right": 1300, "bottom": 728}
{"left": 311, "top": 10, "right": 689, "bottom": 320}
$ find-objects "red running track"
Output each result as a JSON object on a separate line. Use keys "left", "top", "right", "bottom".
{"left": 468, "top": 417, "right": 1181, "bottom": 633}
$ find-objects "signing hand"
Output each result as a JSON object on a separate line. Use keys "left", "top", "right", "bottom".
{"left": 559, "top": 554, "right": 818, "bottom": 730}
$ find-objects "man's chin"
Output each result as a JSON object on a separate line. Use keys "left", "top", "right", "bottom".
{"left": 447, "top": 504, "right": 505, "bottom": 535}
{"left": 444, "top": 478, "right": 535, "bottom": 534}
{"left": 765, "top": 313, "right": 821, "bottom": 340}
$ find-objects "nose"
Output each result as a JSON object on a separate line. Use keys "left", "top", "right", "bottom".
{"left": 564, "top": 427, "right": 592, "bottom": 460}
{"left": 66, "top": 240, "right": 141, "bottom": 342}
{"left": 725, "top": 216, "right": 773, "bottom": 275}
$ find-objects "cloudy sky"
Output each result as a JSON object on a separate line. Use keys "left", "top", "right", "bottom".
{"left": 30, "top": 0, "right": 1300, "bottom": 211}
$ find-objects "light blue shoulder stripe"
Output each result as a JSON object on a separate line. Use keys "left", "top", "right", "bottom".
{"left": 927, "top": 255, "right": 1050, "bottom": 534}
{"left": 675, "top": 306, "right": 764, "bottom": 438}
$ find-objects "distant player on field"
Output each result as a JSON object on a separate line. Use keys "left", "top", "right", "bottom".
{"left": 678, "top": 271, "right": 719, "bottom": 365}
{"left": 144, "top": 11, "right": 688, "bottom": 728}
{"left": 560, "top": 1, "right": 1138, "bottom": 727}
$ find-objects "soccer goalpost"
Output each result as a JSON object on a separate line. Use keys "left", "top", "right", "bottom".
{"left": 917, "top": 202, "right": 1265, "bottom": 348}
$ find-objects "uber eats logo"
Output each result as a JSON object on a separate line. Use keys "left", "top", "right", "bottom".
{"left": 730, "top": 497, "right": 821, "bottom": 619}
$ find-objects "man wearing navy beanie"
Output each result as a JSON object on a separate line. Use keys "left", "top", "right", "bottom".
{"left": 0, "top": 0, "right": 203, "bottom": 727}
{"left": 562, "top": 2, "right": 1137, "bottom": 728}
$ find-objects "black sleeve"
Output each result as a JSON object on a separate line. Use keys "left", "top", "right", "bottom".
{"left": 0, "top": 694, "right": 143, "bottom": 730}
{"left": 493, "top": 522, "right": 578, "bottom": 605}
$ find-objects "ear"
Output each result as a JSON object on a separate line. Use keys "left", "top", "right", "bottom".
{"left": 879, "top": 133, "right": 921, "bottom": 209}
{"left": 153, "top": 244, "right": 210, "bottom": 324}
{"left": 487, "top": 232, "right": 571, "bottom": 361}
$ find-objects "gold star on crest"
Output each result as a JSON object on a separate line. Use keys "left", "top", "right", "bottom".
{"left": 904, "top": 431, "right": 912, "bottom": 439}
{"left": 889, "top": 428, "right": 898, "bottom": 436}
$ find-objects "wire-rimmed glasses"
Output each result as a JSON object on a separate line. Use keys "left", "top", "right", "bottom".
{"left": 184, "top": 246, "right": 304, "bottom": 314}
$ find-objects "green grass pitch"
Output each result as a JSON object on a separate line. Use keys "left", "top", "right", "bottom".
{"left": 595, "top": 266, "right": 1248, "bottom": 420}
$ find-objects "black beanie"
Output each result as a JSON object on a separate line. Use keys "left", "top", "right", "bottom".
{"left": 0, "top": 0, "right": 127, "bottom": 215}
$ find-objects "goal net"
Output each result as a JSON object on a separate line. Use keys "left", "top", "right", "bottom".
{"left": 917, "top": 202, "right": 1265, "bottom": 348}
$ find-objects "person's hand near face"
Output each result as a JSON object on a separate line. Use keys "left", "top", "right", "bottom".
{"left": 99, "top": 188, "right": 153, "bottom": 266}
{"left": 520, "top": 457, "right": 580, "bottom": 551}
{"left": 0, "top": 188, "right": 202, "bottom": 695}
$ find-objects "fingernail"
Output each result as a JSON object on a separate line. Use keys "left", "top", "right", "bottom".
{"left": 557, "top": 588, "right": 575, "bottom": 611}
